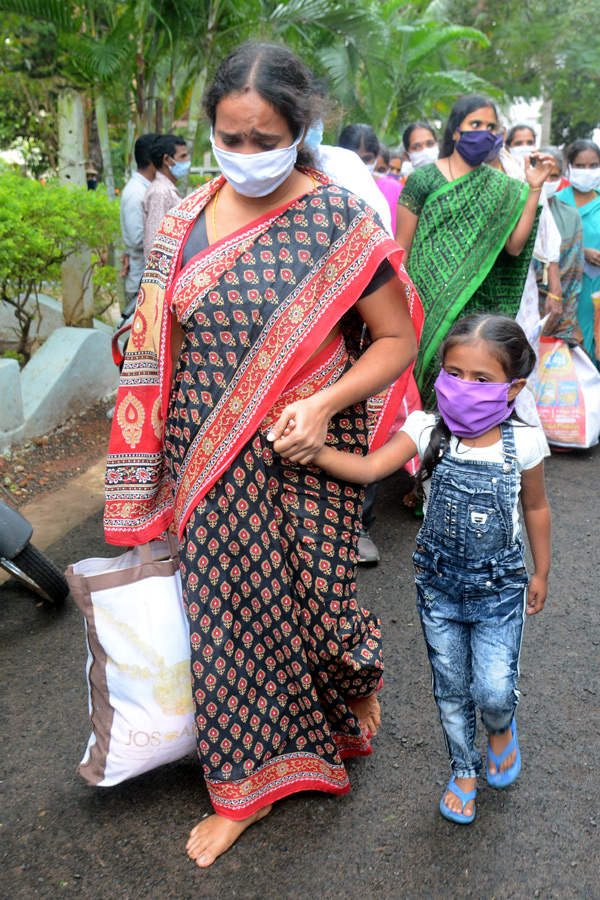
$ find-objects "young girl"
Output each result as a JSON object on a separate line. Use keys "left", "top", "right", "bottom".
{"left": 268, "top": 314, "right": 551, "bottom": 824}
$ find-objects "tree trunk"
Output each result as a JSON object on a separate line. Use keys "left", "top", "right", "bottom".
{"left": 95, "top": 92, "right": 116, "bottom": 200}
{"left": 166, "top": 44, "right": 178, "bottom": 131}
{"left": 181, "top": 2, "right": 221, "bottom": 192}
{"left": 540, "top": 95, "right": 553, "bottom": 146}
{"left": 124, "top": 89, "right": 137, "bottom": 182}
{"left": 181, "top": 64, "right": 210, "bottom": 193}
{"left": 58, "top": 88, "right": 94, "bottom": 328}
{"left": 146, "top": 72, "right": 156, "bottom": 133}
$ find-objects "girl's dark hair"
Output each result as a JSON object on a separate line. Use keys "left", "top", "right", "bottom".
{"left": 337, "top": 123, "right": 379, "bottom": 157}
{"left": 203, "top": 41, "right": 324, "bottom": 168}
{"left": 377, "top": 143, "right": 390, "bottom": 165}
{"left": 564, "top": 138, "right": 600, "bottom": 166}
{"left": 416, "top": 315, "right": 536, "bottom": 490}
{"left": 505, "top": 123, "right": 536, "bottom": 147}
{"left": 402, "top": 121, "right": 437, "bottom": 151}
{"left": 440, "top": 95, "right": 499, "bottom": 158}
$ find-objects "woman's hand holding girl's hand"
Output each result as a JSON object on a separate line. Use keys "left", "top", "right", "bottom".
{"left": 524, "top": 153, "right": 556, "bottom": 190}
{"left": 266, "top": 393, "right": 332, "bottom": 464}
{"left": 526, "top": 573, "right": 547, "bottom": 615}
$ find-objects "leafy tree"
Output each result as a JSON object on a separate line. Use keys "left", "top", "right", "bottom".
{"left": 0, "top": 172, "right": 120, "bottom": 360}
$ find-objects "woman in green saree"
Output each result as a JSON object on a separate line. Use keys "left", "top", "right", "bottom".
{"left": 396, "top": 95, "right": 554, "bottom": 406}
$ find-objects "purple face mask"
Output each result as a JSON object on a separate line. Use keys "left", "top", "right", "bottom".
{"left": 455, "top": 129, "right": 503, "bottom": 167}
{"left": 434, "top": 368, "right": 515, "bottom": 438}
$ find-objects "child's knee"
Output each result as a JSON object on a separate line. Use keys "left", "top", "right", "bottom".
{"left": 472, "top": 678, "right": 517, "bottom": 720}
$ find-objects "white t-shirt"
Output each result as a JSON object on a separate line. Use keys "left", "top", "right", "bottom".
{"left": 401, "top": 411, "right": 547, "bottom": 539}
{"left": 315, "top": 145, "right": 393, "bottom": 236}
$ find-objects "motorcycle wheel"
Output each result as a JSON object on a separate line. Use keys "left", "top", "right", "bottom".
{"left": 1, "top": 542, "right": 69, "bottom": 604}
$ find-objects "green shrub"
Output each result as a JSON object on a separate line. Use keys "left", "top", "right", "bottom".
{"left": 0, "top": 173, "right": 120, "bottom": 361}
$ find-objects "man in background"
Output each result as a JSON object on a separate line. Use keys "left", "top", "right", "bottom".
{"left": 142, "top": 134, "right": 190, "bottom": 259}
{"left": 120, "top": 133, "right": 156, "bottom": 303}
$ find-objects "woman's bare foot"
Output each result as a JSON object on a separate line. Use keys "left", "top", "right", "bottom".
{"left": 443, "top": 776, "right": 476, "bottom": 817}
{"left": 186, "top": 805, "right": 272, "bottom": 868}
{"left": 350, "top": 694, "right": 381, "bottom": 736}
{"left": 488, "top": 726, "right": 517, "bottom": 775}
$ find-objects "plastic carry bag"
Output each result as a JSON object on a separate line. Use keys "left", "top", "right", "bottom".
{"left": 535, "top": 337, "right": 600, "bottom": 449}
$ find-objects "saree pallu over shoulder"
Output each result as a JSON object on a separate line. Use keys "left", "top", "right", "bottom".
{"left": 407, "top": 165, "right": 531, "bottom": 398}
{"left": 105, "top": 171, "right": 423, "bottom": 545}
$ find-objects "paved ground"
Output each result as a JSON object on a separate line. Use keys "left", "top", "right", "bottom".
{"left": 1, "top": 445, "right": 598, "bottom": 900}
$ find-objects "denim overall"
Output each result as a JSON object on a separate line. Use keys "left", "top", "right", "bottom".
{"left": 413, "top": 422, "right": 528, "bottom": 779}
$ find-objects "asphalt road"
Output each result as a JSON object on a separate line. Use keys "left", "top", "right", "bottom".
{"left": 1, "top": 446, "right": 598, "bottom": 900}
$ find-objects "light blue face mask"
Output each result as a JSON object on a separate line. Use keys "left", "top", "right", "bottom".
{"left": 303, "top": 119, "right": 324, "bottom": 152}
{"left": 169, "top": 159, "right": 191, "bottom": 180}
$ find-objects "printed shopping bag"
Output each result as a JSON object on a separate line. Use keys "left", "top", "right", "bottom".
{"left": 535, "top": 337, "right": 600, "bottom": 449}
{"left": 66, "top": 538, "right": 195, "bottom": 786}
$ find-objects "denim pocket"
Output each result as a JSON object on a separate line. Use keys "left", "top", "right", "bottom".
{"left": 465, "top": 504, "right": 496, "bottom": 535}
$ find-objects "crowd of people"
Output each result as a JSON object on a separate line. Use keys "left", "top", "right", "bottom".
{"left": 107, "top": 39, "right": 597, "bottom": 866}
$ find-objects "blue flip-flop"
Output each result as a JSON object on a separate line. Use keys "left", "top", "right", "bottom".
{"left": 487, "top": 719, "right": 521, "bottom": 788}
{"left": 439, "top": 776, "right": 476, "bottom": 824}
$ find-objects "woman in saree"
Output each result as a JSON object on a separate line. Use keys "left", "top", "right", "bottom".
{"left": 556, "top": 139, "right": 600, "bottom": 362}
{"left": 395, "top": 94, "right": 554, "bottom": 407}
{"left": 534, "top": 147, "right": 584, "bottom": 347}
{"left": 104, "top": 42, "right": 422, "bottom": 867}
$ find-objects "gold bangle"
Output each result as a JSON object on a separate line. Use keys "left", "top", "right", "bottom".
{"left": 529, "top": 186, "right": 542, "bottom": 192}
{"left": 547, "top": 293, "right": 563, "bottom": 303}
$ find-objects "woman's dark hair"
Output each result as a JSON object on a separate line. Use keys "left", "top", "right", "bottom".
{"left": 337, "top": 123, "right": 379, "bottom": 158}
{"left": 203, "top": 42, "right": 324, "bottom": 168}
{"left": 416, "top": 315, "right": 536, "bottom": 490}
{"left": 150, "top": 134, "right": 186, "bottom": 170}
{"left": 439, "top": 95, "right": 499, "bottom": 159}
{"left": 505, "top": 123, "right": 536, "bottom": 147}
{"left": 539, "top": 145, "right": 563, "bottom": 172}
{"left": 564, "top": 138, "right": 600, "bottom": 166}
{"left": 402, "top": 121, "right": 437, "bottom": 151}
{"left": 377, "top": 143, "right": 390, "bottom": 165}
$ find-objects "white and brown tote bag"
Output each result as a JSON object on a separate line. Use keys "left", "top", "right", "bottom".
{"left": 66, "top": 537, "right": 195, "bottom": 787}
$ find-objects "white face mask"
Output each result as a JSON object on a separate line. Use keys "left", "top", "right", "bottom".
{"left": 400, "top": 160, "right": 413, "bottom": 178}
{"left": 408, "top": 146, "right": 439, "bottom": 169}
{"left": 568, "top": 165, "right": 600, "bottom": 193}
{"left": 509, "top": 144, "right": 535, "bottom": 166}
{"left": 365, "top": 160, "right": 376, "bottom": 175}
{"left": 210, "top": 129, "right": 302, "bottom": 197}
{"left": 542, "top": 179, "right": 561, "bottom": 199}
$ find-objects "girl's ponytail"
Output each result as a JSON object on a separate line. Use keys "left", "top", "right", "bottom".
{"left": 415, "top": 416, "right": 451, "bottom": 491}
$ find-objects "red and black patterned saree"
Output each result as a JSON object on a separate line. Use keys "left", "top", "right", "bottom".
{"left": 104, "top": 170, "right": 423, "bottom": 818}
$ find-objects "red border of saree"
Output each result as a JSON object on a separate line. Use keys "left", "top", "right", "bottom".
{"left": 206, "top": 726, "right": 374, "bottom": 820}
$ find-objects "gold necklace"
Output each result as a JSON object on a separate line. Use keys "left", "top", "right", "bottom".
{"left": 212, "top": 187, "right": 220, "bottom": 241}
{"left": 448, "top": 155, "right": 455, "bottom": 181}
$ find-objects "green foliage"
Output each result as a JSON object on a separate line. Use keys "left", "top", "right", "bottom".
{"left": 2, "top": 0, "right": 599, "bottom": 188}
{"left": 0, "top": 173, "right": 120, "bottom": 358}
{"left": 1, "top": 349, "right": 25, "bottom": 366}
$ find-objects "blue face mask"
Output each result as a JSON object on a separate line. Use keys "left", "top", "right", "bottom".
{"left": 455, "top": 130, "right": 503, "bottom": 167}
{"left": 169, "top": 159, "right": 191, "bottom": 180}
{"left": 303, "top": 120, "right": 324, "bottom": 152}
